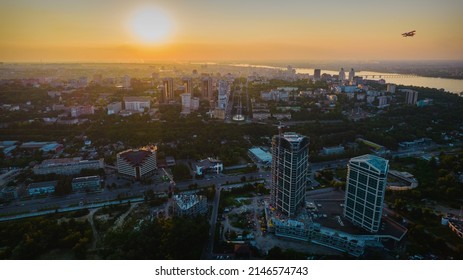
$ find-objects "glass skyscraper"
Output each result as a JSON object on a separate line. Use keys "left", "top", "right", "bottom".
{"left": 271, "top": 132, "right": 309, "bottom": 218}
{"left": 344, "top": 154, "right": 389, "bottom": 233}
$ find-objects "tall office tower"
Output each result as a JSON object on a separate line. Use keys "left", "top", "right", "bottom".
{"left": 406, "top": 90, "right": 418, "bottom": 105}
{"left": 313, "top": 69, "right": 321, "bottom": 80}
{"left": 339, "top": 68, "right": 346, "bottom": 82}
{"left": 349, "top": 68, "right": 355, "bottom": 82}
{"left": 202, "top": 77, "right": 213, "bottom": 100}
{"left": 344, "top": 154, "right": 389, "bottom": 233}
{"left": 180, "top": 92, "right": 191, "bottom": 114}
{"left": 217, "top": 80, "right": 229, "bottom": 109}
{"left": 271, "top": 132, "right": 309, "bottom": 217}
{"left": 182, "top": 77, "right": 192, "bottom": 93}
{"left": 162, "top": 78, "right": 174, "bottom": 102}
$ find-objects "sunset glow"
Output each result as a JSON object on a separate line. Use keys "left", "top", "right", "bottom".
{"left": 0, "top": 0, "right": 462, "bottom": 62}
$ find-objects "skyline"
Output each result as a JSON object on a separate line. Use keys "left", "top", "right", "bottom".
{"left": 1, "top": 0, "right": 463, "bottom": 62}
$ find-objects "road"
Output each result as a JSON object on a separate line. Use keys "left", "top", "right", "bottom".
{"left": 203, "top": 185, "right": 221, "bottom": 259}
{"left": 0, "top": 171, "right": 270, "bottom": 218}
{"left": 0, "top": 158, "right": 347, "bottom": 219}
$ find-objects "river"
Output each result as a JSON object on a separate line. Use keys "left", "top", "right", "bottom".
{"left": 229, "top": 63, "right": 463, "bottom": 94}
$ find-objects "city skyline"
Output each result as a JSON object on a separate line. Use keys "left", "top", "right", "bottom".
{"left": 1, "top": 0, "right": 463, "bottom": 62}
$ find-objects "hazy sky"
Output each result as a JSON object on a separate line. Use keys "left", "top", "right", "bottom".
{"left": 1, "top": 0, "right": 462, "bottom": 62}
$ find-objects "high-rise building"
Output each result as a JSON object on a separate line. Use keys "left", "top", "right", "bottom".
{"left": 180, "top": 92, "right": 191, "bottom": 114}
{"left": 313, "top": 69, "right": 321, "bottom": 80}
{"left": 182, "top": 77, "right": 192, "bottom": 94}
{"left": 271, "top": 132, "right": 309, "bottom": 217}
{"left": 349, "top": 68, "right": 355, "bottom": 82}
{"left": 217, "top": 80, "right": 229, "bottom": 109}
{"left": 339, "top": 68, "right": 346, "bottom": 82}
{"left": 344, "top": 154, "right": 389, "bottom": 233}
{"left": 162, "top": 78, "right": 174, "bottom": 102}
{"left": 202, "top": 77, "right": 213, "bottom": 100}
{"left": 405, "top": 90, "right": 418, "bottom": 105}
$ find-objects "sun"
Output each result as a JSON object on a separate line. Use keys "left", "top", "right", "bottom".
{"left": 129, "top": 6, "right": 173, "bottom": 44}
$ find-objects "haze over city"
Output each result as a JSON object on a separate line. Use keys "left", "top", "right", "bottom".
{"left": 1, "top": 0, "right": 463, "bottom": 271}
{"left": 1, "top": 0, "right": 463, "bottom": 62}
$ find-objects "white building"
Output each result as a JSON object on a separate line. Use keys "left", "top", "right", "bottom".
{"left": 339, "top": 68, "right": 346, "bottom": 82}
{"left": 180, "top": 93, "right": 191, "bottom": 114}
{"left": 348, "top": 68, "right": 355, "bottom": 83}
{"left": 124, "top": 96, "right": 151, "bottom": 112}
{"left": 386, "top": 84, "right": 396, "bottom": 93}
{"left": 195, "top": 158, "right": 223, "bottom": 175}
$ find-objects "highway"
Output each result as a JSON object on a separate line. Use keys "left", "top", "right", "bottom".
{"left": 0, "top": 157, "right": 347, "bottom": 219}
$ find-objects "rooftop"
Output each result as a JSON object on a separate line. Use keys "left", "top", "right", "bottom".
{"left": 282, "top": 132, "right": 305, "bottom": 142}
{"left": 123, "top": 96, "right": 151, "bottom": 102}
{"left": 72, "top": 175, "right": 100, "bottom": 183}
{"left": 350, "top": 154, "right": 388, "bottom": 173}
{"left": 118, "top": 148, "right": 155, "bottom": 166}
{"left": 173, "top": 194, "right": 205, "bottom": 210}
{"left": 29, "top": 180, "right": 58, "bottom": 189}
{"left": 309, "top": 198, "right": 407, "bottom": 241}
{"left": 249, "top": 147, "right": 272, "bottom": 162}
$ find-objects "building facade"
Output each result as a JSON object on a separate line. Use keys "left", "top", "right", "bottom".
{"left": 28, "top": 181, "right": 57, "bottom": 196}
{"left": 124, "top": 96, "right": 151, "bottom": 112}
{"left": 173, "top": 194, "right": 208, "bottom": 217}
{"left": 180, "top": 93, "right": 191, "bottom": 114}
{"left": 202, "top": 77, "right": 213, "bottom": 100}
{"left": 71, "top": 176, "right": 101, "bottom": 192}
{"left": 117, "top": 146, "right": 157, "bottom": 180}
{"left": 182, "top": 77, "right": 192, "bottom": 93}
{"left": 107, "top": 102, "right": 122, "bottom": 115}
{"left": 271, "top": 132, "right": 309, "bottom": 217}
{"left": 344, "top": 154, "right": 389, "bottom": 233}
{"left": 162, "top": 78, "right": 174, "bottom": 102}
{"left": 33, "top": 158, "right": 104, "bottom": 175}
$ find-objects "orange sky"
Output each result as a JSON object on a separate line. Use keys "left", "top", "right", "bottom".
{"left": 1, "top": 0, "right": 462, "bottom": 62}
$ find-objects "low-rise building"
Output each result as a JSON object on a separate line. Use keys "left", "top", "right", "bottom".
{"left": 195, "top": 158, "right": 223, "bottom": 175}
{"left": 321, "top": 145, "right": 345, "bottom": 155}
{"left": 28, "top": 181, "right": 57, "bottom": 196}
{"left": 107, "top": 102, "right": 122, "bottom": 115}
{"left": 248, "top": 147, "right": 272, "bottom": 165}
{"left": 117, "top": 146, "right": 157, "bottom": 180}
{"left": 173, "top": 194, "right": 208, "bottom": 217}
{"left": 124, "top": 96, "right": 151, "bottom": 112}
{"left": 72, "top": 176, "right": 101, "bottom": 192}
{"left": 33, "top": 158, "right": 104, "bottom": 175}
{"left": 1, "top": 186, "right": 19, "bottom": 200}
